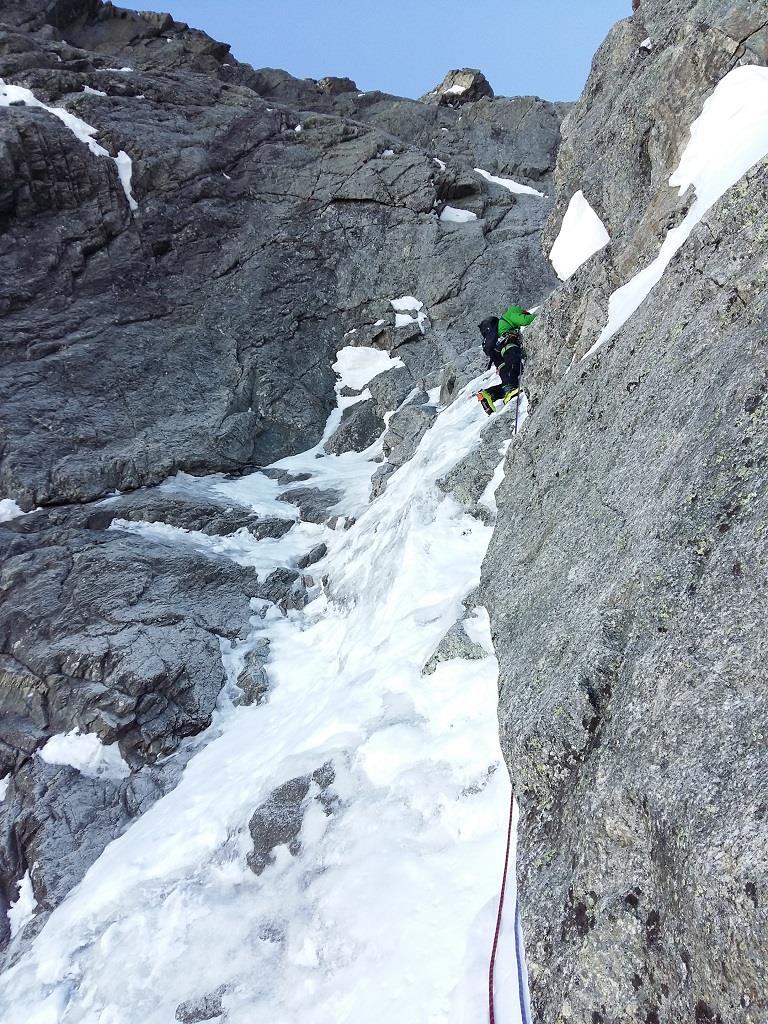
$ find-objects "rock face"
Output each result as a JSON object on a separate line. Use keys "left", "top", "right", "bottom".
{"left": 0, "top": 0, "right": 564, "bottom": 509}
{"left": 483, "top": 2, "right": 768, "bottom": 1022}
{"left": 0, "top": 0, "right": 567, "bottom": 955}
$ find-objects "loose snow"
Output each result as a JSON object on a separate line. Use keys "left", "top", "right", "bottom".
{"left": 474, "top": 167, "right": 545, "bottom": 198}
{"left": 440, "top": 206, "right": 478, "bottom": 223}
{"left": 391, "top": 294, "right": 427, "bottom": 333}
{"left": 0, "top": 78, "right": 139, "bottom": 211}
{"left": 586, "top": 64, "right": 768, "bottom": 358}
{"left": 7, "top": 872, "right": 37, "bottom": 940}
{"left": 39, "top": 730, "right": 131, "bottom": 781}
{"left": 0, "top": 350, "right": 531, "bottom": 1024}
{"left": 549, "top": 189, "right": 611, "bottom": 281}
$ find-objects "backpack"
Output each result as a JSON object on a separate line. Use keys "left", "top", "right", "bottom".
{"left": 478, "top": 316, "right": 500, "bottom": 362}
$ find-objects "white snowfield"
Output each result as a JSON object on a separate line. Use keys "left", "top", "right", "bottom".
{"left": 549, "top": 189, "right": 610, "bottom": 281}
{"left": 0, "top": 347, "right": 531, "bottom": 1024}
{"left": 474, "top": 167, "right": 546, "bottom": 198}
{"left": 586, "top": 64, "right": 768, "bottom": 358}
{"left": 0, "top": 78, "right": 139, "bottom": 212}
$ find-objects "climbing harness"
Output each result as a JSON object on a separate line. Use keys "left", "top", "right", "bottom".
{"left": 488, "top": 789, "right": 530, "bottom": 1024}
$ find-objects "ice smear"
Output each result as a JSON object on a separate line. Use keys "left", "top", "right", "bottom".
{"left": 0, "top": 366, "right": 530, "bottom": 1024}
{"left": 39, "top": 731, "right": 131, "bottom": 781}
{"left": 586, "top": 65, "right": 768, "bottom": 358}
{"left": 474, "top": 167, "right": 545, "bottom": 198}
{"left": 0, "top": 78, "right": 138, "bottom": 211}
{"left": 440, "top": 206, "right": 478, "bottom": 223}
{"left": 7, "top": 872, "right": 37, "bottom": 940}
{"left": 549, "top": 190, "right": 610, "bottom": 281}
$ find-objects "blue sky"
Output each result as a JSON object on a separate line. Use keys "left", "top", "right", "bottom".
{"left": 142, "top": 0, "right": 632, "bottom": 101}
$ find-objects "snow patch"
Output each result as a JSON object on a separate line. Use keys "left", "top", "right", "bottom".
{"left": 390, "top": 295, "right": 427, "bottom": 333}
{"left": 381, "top": 148, "right": 395, "bottom": 157}
{"left": 478, "top": 439, "right": 514, "bottom": 514}
{"left": 114, "top": 150, "right": 139, "bottom": 211}
{"left": 444, "top": 83, "right": 468, "bottom": 96}
{"left": 549, "top": 189, "right": 610, "bottom": 281}
{"left": 7, "top": 872, "right": 37, "bottom": 940}
{"left": 639, "top": 37, "right": 653, "bottom": 50}
{"left": 0, "top": 498, "right": 25, "bottom": 522}
{"left": 433, "top": 157, "right": 446, "bottom": 171}
{"left": 440, "top": 206, "right": 478, "bottom": 223}
{"left": 332, "top": 346, "right": 404, "bottom": 391}
{"left": 39, "top": 731, "right": 131, "bottom": 781}
{"left": 0, "top": 776, "right": 8, "bottom": 801}
{"left": 474, "top": 166, "right": 545, "bottom": 198}
{"left": 587, "top": 64, "right": 768, "bottom": 358}
{"left": 0, "top": 78, "right": 139, "bottom": 212}
{"left": 83, "top": 85, "right": 107, "bottom": 96}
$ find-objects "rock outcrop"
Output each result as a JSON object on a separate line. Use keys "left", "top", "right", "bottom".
{"left": 483, "top": 2, "right": 768, "bottom": 1022}
{"left": 0, "top": 0, "right": 567, "bottom": 952}
{"left": 421, "top": 68, "right": 494, "bottom": 106}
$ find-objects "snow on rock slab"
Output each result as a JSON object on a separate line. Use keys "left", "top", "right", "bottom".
{"left": 440, "top": 206, "right": 478, "bottom": 223}
{"left": 586, "top": 64, "right": 768, "bottom": 358}
{"left": 549, "top": 189, "right": 610, "bottom": 281}
{"left": 39, "top": 730, "right": 131, "bottom": 780}
{"left": 390, "top": 294, "right": 427, "bottom": 332}
{"left": 0, "top": 78, "right": 139, "bottom": 212}
{"left": 474, "top": 166, "right": 546, "bottom": 198}
{"left": 0, "top": 373, "right": 531, "bottom": 1024}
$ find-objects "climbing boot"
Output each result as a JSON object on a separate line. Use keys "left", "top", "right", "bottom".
{"left": 502, "top": 387, "right": 520, "bottom": 405}
{"left": 477, "top": 390, "right": 495, "bottom": 416}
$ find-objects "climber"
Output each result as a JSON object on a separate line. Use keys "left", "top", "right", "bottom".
{"left": 476, "top": 304, "right": 537, "bottom": 415}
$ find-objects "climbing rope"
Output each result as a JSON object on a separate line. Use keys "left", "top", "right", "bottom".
{"left": 488, "top": 788, "right": 515, "bottom": 1023}
{"left": 488, "top": 789, "right": 531, "bottom": 1024}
